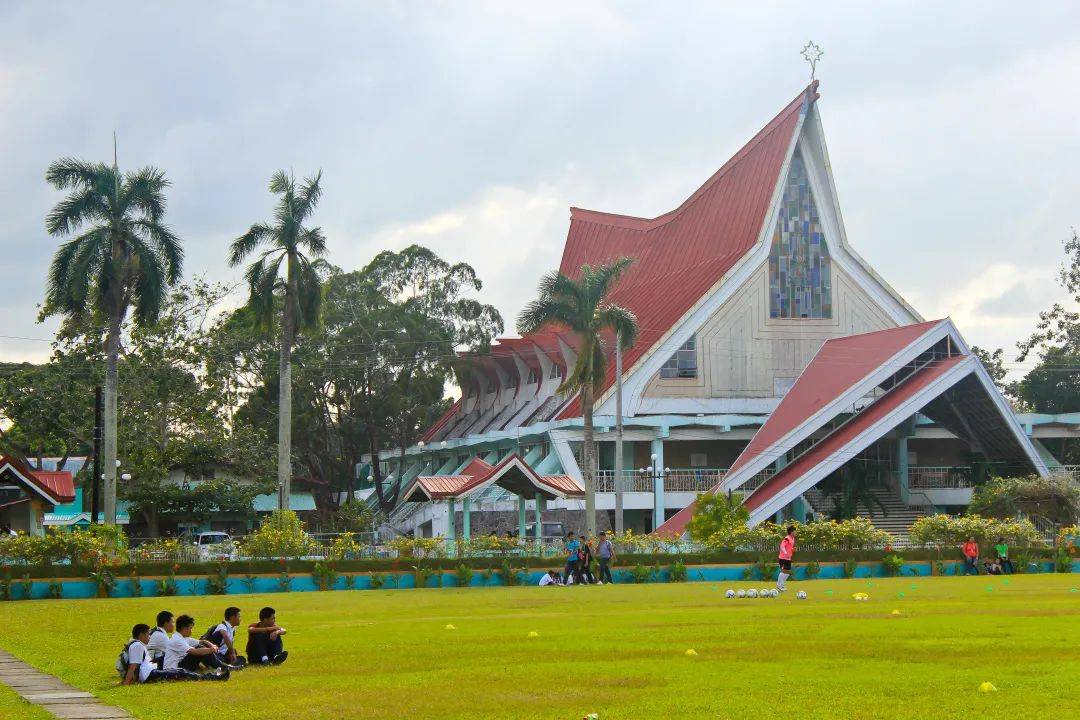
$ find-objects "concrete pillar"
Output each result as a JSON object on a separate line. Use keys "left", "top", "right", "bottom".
{"left": 462, "top": 498, "right": 471, "bottom": 539}
{"left": 446, "top": 499, "right": 456, "bottom": 541}
{"left": 28, "top": 500, "right": 44, "bottom": 537}
{"left": 534, "top": 494, "right": 544, "bottom": 542}
{"left": 518, "top": 495, "right": 527, "bottom": 539}
{"left": 651, "top": 436, "right": 665, "bottom": 531}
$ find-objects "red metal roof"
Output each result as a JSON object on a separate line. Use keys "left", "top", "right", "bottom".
{"left": 554, "top": 82, "right": 818, "bottom": 420}
{"left": 743, "top": 355, "right": 968, "bottom": 513}
{"left": 725, "top": 319, "right": 945, "bottom": 477}
{"left": 410, "top": 454, "right": 584, "bottom": 501}
{"left": 0, "top": 455, "right": 76, "bottom": 504}
{"left": 537, "top": 474, "right": 584, "bottom": 498}
{"left": 419, "top": 399, "right": 463, "bottom": 443}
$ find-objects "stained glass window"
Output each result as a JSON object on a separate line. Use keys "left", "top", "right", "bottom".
{"left": 661, "top": 336, "right": 697, "bottom": 378}
{"left": 768, "top": 152, "right": 832, "bottom": 319}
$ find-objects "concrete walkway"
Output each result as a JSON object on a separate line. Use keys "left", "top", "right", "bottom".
{"left": 0, "top": 649, "right": 132, "bottom": 719}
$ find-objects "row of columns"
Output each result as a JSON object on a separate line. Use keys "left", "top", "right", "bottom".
{"left": 445, "top": 492, "right": 546, "bottom": 541}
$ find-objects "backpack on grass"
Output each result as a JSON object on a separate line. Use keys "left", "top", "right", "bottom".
{"left": 115, "top": 640, "right": 138, "bottom": 679}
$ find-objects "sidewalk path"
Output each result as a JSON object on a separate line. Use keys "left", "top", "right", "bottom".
{"left": 0, "top": 649, "right": 132, "bottom": 719}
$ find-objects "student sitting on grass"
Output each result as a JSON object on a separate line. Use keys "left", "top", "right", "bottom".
{"left": 118, "top": 624, "right": 222, "bottom": 683}
{"left": 203, "top": 606, "right": 246, "bottom": 667}
{"left": 146, "top": 611, "right": 174, "bottom": 670}
{"left": 246, "top": 607, "right": 289, "bottom": 666}
{"left": 539, "top": 570, "right": 562, "bottom": 586}
{"left": 164, "top": 615, "right": 233, "bottom": 677}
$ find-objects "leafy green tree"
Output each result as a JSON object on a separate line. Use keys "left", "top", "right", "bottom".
{"left": 42, "top": 157, "right": 183, "bottom": 524}
{"left": 686, "top": 491, "right": 748, "bottom": 543}
{"left": 229, "top": 170, "right": 326, "bottom": 511}
{"left": 968, "top": 474, "right": 1080, "bottom": 526}
{"left": 517, "top": 258, "right": 638, "bottom": 535}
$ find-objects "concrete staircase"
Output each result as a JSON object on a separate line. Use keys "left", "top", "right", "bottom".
{"left": 802, "top": 485, "right": 933, "bottom": 547}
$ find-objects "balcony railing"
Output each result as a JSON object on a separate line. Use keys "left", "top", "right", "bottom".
{"left": 907, "top": 466, "right": 974, "bottom": 489}
{"left": 592, "top": 468, "right": 776, "bottom": 494}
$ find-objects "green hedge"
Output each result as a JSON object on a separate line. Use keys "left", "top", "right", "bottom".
{"left": 2, "top": 547, "right": 1057, "bottom": 580}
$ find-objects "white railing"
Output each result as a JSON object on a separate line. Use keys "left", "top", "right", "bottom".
{"left": 663, "top": 469, "right": 726, "bottom": 492}
{"left": 594, "top": 470, "right": 654, "bottom": 493}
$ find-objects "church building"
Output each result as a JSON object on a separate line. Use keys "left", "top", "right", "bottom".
{"left": 365, "top": 82, "right": 1074, "bottom": 544}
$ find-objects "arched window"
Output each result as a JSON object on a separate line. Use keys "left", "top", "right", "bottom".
{"left": 768, "top": 153, "right": 832, "bottom": 319}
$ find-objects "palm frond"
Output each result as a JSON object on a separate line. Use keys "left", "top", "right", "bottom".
{"left": 295, "top": 255, "right": 324, "bottom": 330}
{"left": 517, "top": 296, "right": 579, "bottom": 335}
{"left": 594, "top": 305, "right": 639, "bottom": 349}
{"left": 44, "top": 187, "right": 107, "bottom": 236}
{"left": 132, "top": 219, "right": 184, "bottom": 283}
{"left": 269, "top": 169, "right": 293, "bottom": 196}
{"left": 127, "top": 233, "right": 167, "bottom": 323}
{"left": 299, "top": 226, "right": 328, "bottom": 257}
{"left": 45, "top": 229, "right": 103, "bottom": 314}
{"left": 45, "top": 158, "right": 108, "bottom": 190}
{"left": 583, "top": 256, "right": 634, "bottom": 301}
{"left": 124, "top": 166, "right": 170, "bottom": 222}
{"left": 295, "top": 170, "right": 323, "bottom": 222}
{"left": 244, "top": 254, "right": 284, "bottom": 332}
{"left": 65, "top": 231, "right": 109, "bottom": 315}
{"left": 229, "top": 223, "right": 274, "bottom": 266}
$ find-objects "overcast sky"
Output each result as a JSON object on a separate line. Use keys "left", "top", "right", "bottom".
{"left": 2, "top": 1, "right": 1079, "bottom": 375}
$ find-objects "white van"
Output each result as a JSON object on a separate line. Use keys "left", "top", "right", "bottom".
{"left": 194, "top": 532, "right": 235, "bottom": 561}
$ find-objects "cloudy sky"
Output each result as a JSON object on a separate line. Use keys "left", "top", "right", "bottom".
{"left": 2, "top": 1, "right": 1079, "bottom": 374}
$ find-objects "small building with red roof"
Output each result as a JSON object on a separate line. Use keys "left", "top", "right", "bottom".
{"left": 0, "top": 455, "right": 76, "bottom": 535}
{"left": 367, "top": 82, "right": 1060, "bottom": 544}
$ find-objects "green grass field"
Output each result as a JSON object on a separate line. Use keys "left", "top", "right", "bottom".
{"left": 0, "top": 574, "right": 1077, "bottom": 720}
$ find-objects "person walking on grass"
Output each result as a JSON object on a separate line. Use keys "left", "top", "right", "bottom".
{"left": 579, "top": 535, "right": 597, "bottom": 584}
{"left": 596, "top": 531, "right": 615, "bottom": 584}
{"left": 962, "top": 537, "right": 980, "bottom": 575}
{"left": 995, "top": 537, "right": 1014, "bottom": 575}
{"left": 563, "top": 531, "right": 581, "bottom": 584}
{"left": 776, "top": 525, "right": 796, "bottom": 592}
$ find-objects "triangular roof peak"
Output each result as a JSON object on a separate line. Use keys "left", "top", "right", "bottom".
{"left": 554, "top": 83, "right": 818, "bottom": 420}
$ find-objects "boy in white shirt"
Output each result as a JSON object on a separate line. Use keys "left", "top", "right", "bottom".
{"left": 146, "top": 611, "right": 174, "bottom": 669}
{"left": 204, "top": 606, "right": 245, "bottom": 666}
{"left": 164, "top": 615, "right": 231, "bottom": 678}
{"left": 119, "top": 625, "right": 211, "bottom": 683}
{"left": 538, "top": 570, "right": 562, "bottom": 586}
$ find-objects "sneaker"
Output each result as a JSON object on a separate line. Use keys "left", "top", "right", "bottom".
{"left": 271, "top": 651, "right": 289, "bottom": 666}
{"left": 260, "top": 656, "right": 270, "bottom": 664}
{"left": 205, "top": 669, "right": 230, "bottom": 681}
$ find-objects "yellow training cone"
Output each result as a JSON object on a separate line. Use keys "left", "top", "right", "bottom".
{"left": 685, "top": 649, "right": 698, "bottom": 657}
{"left": 978, "top": 682, "right": 998, "bottom": 693}
{"left": 528, "top": 631, "right": 540, "bottom": 638}
{"left": 852, "top": 592, "right": 869, "bottom": 601}
{"left": 444, "top": 624, "right": 456, "bottom": 630}
{"left": 891, "top": 609, "right": 902, "bottom": 616}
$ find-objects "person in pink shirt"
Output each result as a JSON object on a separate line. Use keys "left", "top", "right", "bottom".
{"left": 777, "top": 525, "right": 796, "bottom": 592}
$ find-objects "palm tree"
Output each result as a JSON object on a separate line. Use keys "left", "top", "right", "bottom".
{"left": 230, "top": 170, "right": 326, "bottom": 510}
{"left": 518, "top": 258, "right": 638, "bottom": 535}
{"left": 43, "top": 157, "right": 183, "bottom": 525}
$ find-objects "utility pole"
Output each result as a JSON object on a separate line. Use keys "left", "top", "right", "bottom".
{"left": 90, "top": 386, "right": 102, "bottom": 524}
{"left": 614, "top": 331, "right": 624, "bottom": 535}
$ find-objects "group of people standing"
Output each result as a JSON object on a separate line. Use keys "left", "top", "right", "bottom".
{"left": 556, "top": 531, "right": 616, "bottom": 585}
{"left": 117, "top": 606, "right": 290, "bottom": 684}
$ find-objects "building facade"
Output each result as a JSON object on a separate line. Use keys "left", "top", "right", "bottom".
{"left": 364, "top": 82, "right": 1077, "bottom": 543}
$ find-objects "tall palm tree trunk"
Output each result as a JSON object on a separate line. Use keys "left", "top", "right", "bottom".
{"left": 581, "top": 383, "right": 596, "bottom": 536}
{"left": 277, "top": 271, "right": 296, "bottom": 511}
{"left": 102, "top": 316, "right": 121, "bottom": 525}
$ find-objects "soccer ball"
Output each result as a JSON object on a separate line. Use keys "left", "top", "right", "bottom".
{"left": 760, "top": 588, "right": 771, "bottom": 598}
{"left": 737, "top": 589, "right": 746, "bottom": 598}
{"left": 796, "top": 591, "right": 807, "bottom": 600}
{"left": 747, "top": 589, "right": 758, "bottom": 599}
{"left": 769, "top": 589, "right": 780, "bottom": 598}
{"left": 725, "top": 589, "right": 735, "bottom": 599}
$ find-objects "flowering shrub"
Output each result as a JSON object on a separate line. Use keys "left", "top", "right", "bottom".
{"left": 327, "top": 532, "right": 361, "bottom": 561}
{"left": 240, "top": 510, "right": 316, "bottom": 559}
{"left": 387, "top": 536, "right": 445, "bottom": 559}
{"left": 908, "top": 514, "right": 1044, "bottom": 549}
{"left": 0, "top": 527, "right": 126, "bottom": 566}
{"left": 132, "top": 538, "right": 182, "bottom": 562}
{"left": 1057, "top": 525, "right": 1079, "bottom": 555}
{"left": 701, "top": 518, "right": 891, "bottom": 552}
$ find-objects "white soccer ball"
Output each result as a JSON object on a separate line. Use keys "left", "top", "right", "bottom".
{"left": 725, "top": 589, "right": 735, "bottom": 598}
{"left": 796, "top": 591, "right": 807, "bottom": 600}
{"left": 746, "top": 589, "right": 758, "bottom": 598}
{"left": 760, "top": 588, "right": 771, "bottom": 598}
{"left": 769, "top": 589, "right": 780, "bottom": 598}
{"left": 737, "top": 589, "right": 746, "bottom": 598}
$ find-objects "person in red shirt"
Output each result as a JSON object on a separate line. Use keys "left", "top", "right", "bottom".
{"left": 962, "top": 537, "right": 980, "bottom": 575}
{"left": 777, "top": 525, "right": 796, "bottom": 592}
